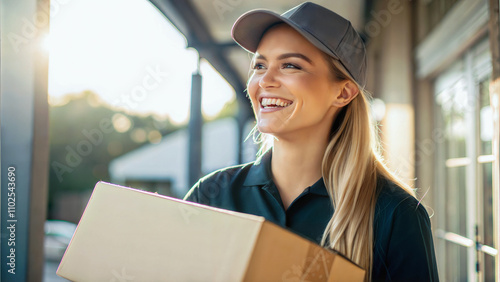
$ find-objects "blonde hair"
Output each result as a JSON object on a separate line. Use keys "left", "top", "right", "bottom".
{"left": 249, "top": 56, "right": 415, "bottom": 281}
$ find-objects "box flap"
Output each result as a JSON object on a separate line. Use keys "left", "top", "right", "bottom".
{"left": 244, "top": 221, "right": 336, "bottom": 282}
{"left": 328, "top": 255, "right": 366, "bottom": 282}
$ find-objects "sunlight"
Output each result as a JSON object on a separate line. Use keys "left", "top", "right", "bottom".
{"left": 201, "top": 59, "right": 236, "bottom": 118}
{"left": 42, "top": 34, "right": 51, "bottom": 53}
{"left": 112, "top": 113, "right": 132, "bottom": 133}
{"left": 48, "top": 0, "right": 235, "bottom": 123}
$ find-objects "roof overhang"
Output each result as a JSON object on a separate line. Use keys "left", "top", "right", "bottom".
{"left": 148, "top": 0, "right": 367, "bottom": 99}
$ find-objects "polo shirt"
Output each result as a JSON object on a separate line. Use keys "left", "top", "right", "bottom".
{"left": 184, "top": 150, "right": 439, "bottom": 281}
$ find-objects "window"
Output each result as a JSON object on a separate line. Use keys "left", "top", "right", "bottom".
{"left": 433, "top": 38, "right": 498, "bottom": 282}
{"left": 425, "top": 0, "right": 460, "bottom": 32}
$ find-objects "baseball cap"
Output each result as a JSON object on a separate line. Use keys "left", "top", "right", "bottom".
{"left": 231, "top": 2, "right": 367, "bottom": 87}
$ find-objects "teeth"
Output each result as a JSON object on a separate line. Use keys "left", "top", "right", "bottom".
{"left": 261, "top": 98, "right": 291, "bottom": 108}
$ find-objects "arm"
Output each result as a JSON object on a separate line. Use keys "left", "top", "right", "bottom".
{"left": 183, "top": 180, "right": 201, "bottom": 202}
{"left": 182, "top": 170, "right": 228, "bottom": 205}
{"left": 384, "top": 202, "right": 439, "bottom": 282}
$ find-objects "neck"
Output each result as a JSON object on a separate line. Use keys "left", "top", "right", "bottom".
{"left": 270, "top": 130, "right": 330, "bottom": 193}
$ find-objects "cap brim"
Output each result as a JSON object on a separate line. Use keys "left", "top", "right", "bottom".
{"left": 231, "top": 9, "right": 339, "bottom": 60}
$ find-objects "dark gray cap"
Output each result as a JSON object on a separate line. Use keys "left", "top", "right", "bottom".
{"left": 231, "top": 2, "right": 367, "bottom": 87}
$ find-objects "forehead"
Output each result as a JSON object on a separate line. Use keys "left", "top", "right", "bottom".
{"left": 255, "top": 24, "right": 325, "bottom": 59}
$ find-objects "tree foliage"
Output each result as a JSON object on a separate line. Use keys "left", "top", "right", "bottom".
{"left": 47, "top": 90, "right": 178, "bottom": 217}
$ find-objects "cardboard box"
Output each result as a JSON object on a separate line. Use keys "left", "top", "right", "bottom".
{"left": 57, "top": 181, "right": 365, "bottom": 281}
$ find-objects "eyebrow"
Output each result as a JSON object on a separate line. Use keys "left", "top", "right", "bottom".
{"left": 255, "top": 53, "right": 314, "bottom": 65}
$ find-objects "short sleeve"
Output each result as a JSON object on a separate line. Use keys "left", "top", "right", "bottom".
{"left": 182, "top": 169, "right": 233, "bottom": 206}
{"left": 384, "top": 202, "right": 439, "bottom": 281}
{"left": 183, "top": 179, "right": 201, "bottom": 203}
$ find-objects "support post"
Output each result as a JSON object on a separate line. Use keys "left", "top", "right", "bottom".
{"left": 488, "top": 0, "right": 500, "bottom": 281}
{"left": 188, "top": 57, "right": 203, "bottom": 188}
{"left": 1, "top": 0, "right": 50, "bottom": 281}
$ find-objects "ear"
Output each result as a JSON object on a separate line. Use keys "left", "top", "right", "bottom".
{"left": 332, "top": 80, "right": 359, "bottom": 107}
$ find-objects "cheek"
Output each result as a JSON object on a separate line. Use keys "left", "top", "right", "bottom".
{"left": 297, "top": 84, "right": 336, "bottom": 113}
{"left": 291, "top": 80, "right": 329, "bottom": 103}
{"left": 247, "top": 76, "right": 260, "bottom": 108}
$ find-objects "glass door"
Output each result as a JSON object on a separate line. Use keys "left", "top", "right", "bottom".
{"left": 433, "top": 38, "right": 498, "bottom": 282}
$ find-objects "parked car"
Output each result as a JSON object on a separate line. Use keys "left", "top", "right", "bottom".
{"left": 44, "top": 220, "right": 77, "bottom": 261}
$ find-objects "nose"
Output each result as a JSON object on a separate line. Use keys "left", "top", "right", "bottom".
{"left": 258, "top": 67, "right": 280, "bottom": 89}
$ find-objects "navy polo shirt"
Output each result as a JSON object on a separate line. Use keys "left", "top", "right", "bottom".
{"left": 184, "top": 150, "right": 439, "bottom": 281}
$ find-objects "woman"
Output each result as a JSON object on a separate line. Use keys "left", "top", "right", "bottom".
{"left": 184, "top": 2, "right": 439, "bottom": 281}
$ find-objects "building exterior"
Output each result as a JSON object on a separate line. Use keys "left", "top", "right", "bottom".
{"left": 109, "top": 117, "right": 257, "bottom": 198}
{"left": 364, "top": 0, "right": 498, "bottom": 280}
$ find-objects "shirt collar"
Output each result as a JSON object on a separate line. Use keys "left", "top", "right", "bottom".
{"left": 308, "top": 177, "right": 329, "bottom": 196}
{"left": 243, "top": 149, "right": 329, "bottom": 197}
{"left": 243, "top": 149, "right": 273, "bottom": 186}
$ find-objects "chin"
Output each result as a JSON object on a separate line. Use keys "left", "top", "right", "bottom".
{"left": 256, "top": 120, "right": 284, "bottom": 135}
{"left": 256, "top": 124, "right": 272, "bottom": 134}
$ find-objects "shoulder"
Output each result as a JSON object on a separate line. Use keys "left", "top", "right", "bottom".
{"left": 183, "top": 161, "right": 254, "bottom": 204}
{"left": 372, "top": 177, "right": 438, "bottom": 281}
{"left": 375, "top": 177, "right": 430, "bottom": 221}
{"left": 198, "top": 162, "right": 254, "bottom": 189}
{"left": 373, "top": 176, "right": 434, "bottom": 254}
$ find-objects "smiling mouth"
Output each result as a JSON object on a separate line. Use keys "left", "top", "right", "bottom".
{"left": 260, "top": 97, "right": 293, "bottom": 109}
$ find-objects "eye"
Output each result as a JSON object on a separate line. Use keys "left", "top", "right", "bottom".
{"left": 282, "top": 63, "right": 301, "bottom": 70}
{"left": 251, "top": 62, "right": 301, "bottom": 70}
{"left": 252, "top": 63, "right": 265, "bottom": 70}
